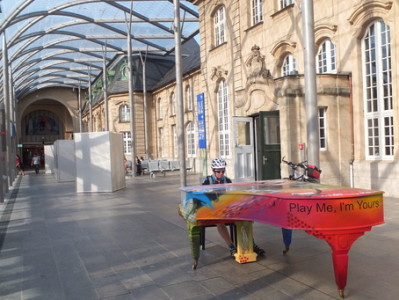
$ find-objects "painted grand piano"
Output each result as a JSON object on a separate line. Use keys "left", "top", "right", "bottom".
{"left": 180, "top": 179, "right": 384, "bottom": 298}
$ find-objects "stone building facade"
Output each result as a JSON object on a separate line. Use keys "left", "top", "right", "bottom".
{"left": 80, "top": 50, "right": 201, "bottom": 172}
{"left": 17, "top": 0, "right": 399, "bottom": 196}
{"left": 188, "top": 0, "right": 398, "bottom": 195}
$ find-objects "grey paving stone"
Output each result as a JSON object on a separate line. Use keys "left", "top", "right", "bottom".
{"left": 129, "top": 284, "right": 169, "bottom": 300}
{"left": 111, "top": 265, "right": 154, "bottom": 291}
{"left": 199, "top": 277, "right": 252, "bottom": 299}
{"left": 162, "top": 280, "right": 213, "bottom": 299}
{"left": 64, "top": 286, "right": 99, "bottom": 300}
{"left": 140, "top": 257, "right": 194, "bottom": 286}
{"left": 92, "top": 273, "right": 130, "bottom": 299}
{"left": 1, "top": 174, "right": 398, "bottom": 300}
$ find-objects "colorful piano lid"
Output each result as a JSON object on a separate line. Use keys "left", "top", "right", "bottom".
{"left": 181, "top": 179, "right": 382, "bottom": 200}
{"left": 180, "top": 180, "right": 384, "bottom": 230}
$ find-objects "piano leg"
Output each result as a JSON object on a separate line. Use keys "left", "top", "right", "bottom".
{"left": 307, "top": 227, "right": 372, "bottom": 298}
{"left": 281, "top": 228, "right": 293, "bottom": 254}
{"left": 188, "top": 222, "right": 201, "bottom": 269}
{"left": 234, "top": 221, "right": 258, "bottom": 263}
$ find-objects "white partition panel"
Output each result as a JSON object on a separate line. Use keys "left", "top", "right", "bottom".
{"left": 44, "top": 145, "right": 55, "bottom": 174}
{"left": 75, "top": 132, "right": 125, "bottom": 192}
{"left": 54, "top": 140, "right": 76, "bottom": 182}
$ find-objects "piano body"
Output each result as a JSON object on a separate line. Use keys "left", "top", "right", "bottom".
{"left": 180, "top": 179, "right": 384, "bottom": 298}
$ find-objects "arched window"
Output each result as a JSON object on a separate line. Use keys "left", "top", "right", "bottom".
{"left": 186, "top": 85, "right": 193, "bottom": 111}
{"left": 186, "top": 122, "right": 196, "bottom": 156}
{"left": 119, "top": 104, "right": 130, "bottom": 122}
{"left": 217, "top": 79, "right": 230, "bottom": 157}
{"left": 362, "top": 20, "right": 393, "bottom": 159}
{"left": 281, "top": 54, "right": 297, "bottom": 76}
{"left": 317, "top": 39, "right": 336, "bottom": 73}
{"left": 214, "top": 6, "right": 226, "bottom": 46}
{"left": 22, "top": 110, "right": 64, "bottom": 143}
{"left": 252, "top": 0, "right": 263, "bottom": 25}
{"left": 170, "top": 92, "right": 176, "bottom": 116}
{"left": 158, "top": 98, "right": 163, "bottom": 119}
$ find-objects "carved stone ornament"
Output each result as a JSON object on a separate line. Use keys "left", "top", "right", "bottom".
{"left": 235, "top": 89, "right": 246, "bottom": 109}
{"left": 245, "top": 45, "right": 271, "bottom": 83}
{"left": 210, "top": 66, "right": 228, "bottom": 81}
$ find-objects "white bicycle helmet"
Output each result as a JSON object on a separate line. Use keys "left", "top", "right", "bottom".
{"left": 211, "top": 157, "right": 227, "bottom": 169}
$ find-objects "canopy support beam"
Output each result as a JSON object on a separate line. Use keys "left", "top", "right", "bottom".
{"left": 174, "top": 0, "right": 187, "bottom": 187}
{"left": 102, "top": 42, "right": 109, "bottom": 131}
{"left": 126, "top": 1, "right": 137, "bottom": 176}
{"left": 139, "top": 48, "right": 149, "bottom": 159}
{"left": 302, "top": 0, "right": 320, "bottom": 167}
{"left": 88, "top": 66, "right": 93, "bottom": 132}
{"left": 3, "top": 35, "right": 14, "bottom": 187}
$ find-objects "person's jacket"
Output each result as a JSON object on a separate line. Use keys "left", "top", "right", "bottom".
{"left": 202, "top": 174, "right": 232, "bottom": 185}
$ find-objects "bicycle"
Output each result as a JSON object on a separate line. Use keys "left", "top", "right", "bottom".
{"left": 280, "top": 157, "right": 322, "bottom": 254}
{"left": 282, "top": 157, "right": 321, "bottom": 183}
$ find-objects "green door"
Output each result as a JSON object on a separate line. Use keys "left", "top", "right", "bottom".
{"left": 256, "top": 111, "right": 281, "bottom": 180}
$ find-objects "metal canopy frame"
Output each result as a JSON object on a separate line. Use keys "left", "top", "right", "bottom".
{"left": 0, "top": 0, "right": 199, "bottom": 100}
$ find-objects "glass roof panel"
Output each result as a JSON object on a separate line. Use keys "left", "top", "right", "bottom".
{"left": 13, "top": 15, "right": 79, "bottom": 38}
{"left": 61, "top": 2, "right": 122, "bottom": 19}
{"left": 0, "top": 0, "right": 27, "bottom": 20}
{"left": 4, "top": 17, "right": 36, "bottom": 40}
{"left": 24, "top": 0, "right": 71, "bottom": 12}
{"left": 0, "top": 0, "right": 199, "bottom": 100}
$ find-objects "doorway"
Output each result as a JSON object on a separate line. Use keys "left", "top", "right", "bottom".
{"left": 255, "top": 111, "right": 281, "bottom": 180}
{"left": 233, "top": 117, "right": 255, "bottom": 182}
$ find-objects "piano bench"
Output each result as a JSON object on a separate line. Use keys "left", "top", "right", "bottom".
{"left": 200, "top": 223, "right": 236, "bottom": 250}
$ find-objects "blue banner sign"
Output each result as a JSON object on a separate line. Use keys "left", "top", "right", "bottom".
{"left": 197, "top": 93, "right": 206, "bottom": 149}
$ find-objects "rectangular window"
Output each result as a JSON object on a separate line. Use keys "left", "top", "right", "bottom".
{"left": 367, "top": 118, "right": 379, "bottom": 156}
{"left": 252, "top": 0, "right": 263, "bottom": 25}
{"left": 122, "top": 131, "right": 131, "bottom": 154}
{"left": 384, "top": 116, "right": 394, "bottom": 156}
{"left": 318, "top": 108, "right": 327, "bottom": 150}
{"left": 217, "top": 80, "right": 230, "bottom": 157}
{"left": 187, "top": 122, "right": 196, "bottom": 156}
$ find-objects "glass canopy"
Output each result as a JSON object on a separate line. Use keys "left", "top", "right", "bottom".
{"left": 0, "top": 0, "right": 199, "bottom": 100}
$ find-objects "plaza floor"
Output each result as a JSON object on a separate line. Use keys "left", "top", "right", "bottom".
{"left": 0, "top": 171, "right": 398, "bottom": 300}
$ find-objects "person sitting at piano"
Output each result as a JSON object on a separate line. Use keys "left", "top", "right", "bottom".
{"left": 202, "top": 157, "right": 265, "bottom": 257}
